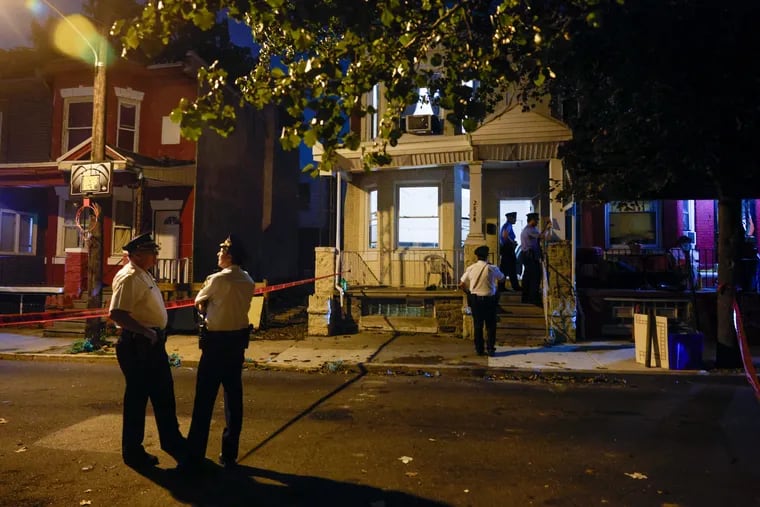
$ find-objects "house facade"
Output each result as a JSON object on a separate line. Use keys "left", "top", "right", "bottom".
{"left": 0, "top": 52, "right": 302, "bottom": 316}
{"left": 309, "top": 88, "right": 573, "bottom": 338}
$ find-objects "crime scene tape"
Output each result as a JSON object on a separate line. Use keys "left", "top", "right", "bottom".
{"left": 732, "top": 296, "right": 760, "bottom": 402}
{"left": 0, "top": 272, "right": 346, "bottom": 328}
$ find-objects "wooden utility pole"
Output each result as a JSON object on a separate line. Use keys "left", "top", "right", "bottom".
{"left": 85, "top": 37, "right": 107, "bottom": 347}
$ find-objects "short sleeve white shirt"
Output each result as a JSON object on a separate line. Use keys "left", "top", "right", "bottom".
{"left": 195, "top": 265, "right": 254, "bottom": 331}
{"left": 109, "top": 261, "right": 168, "bottom": 328}
{"left": 460, "top": 260, "right": 505, "bottom": 296}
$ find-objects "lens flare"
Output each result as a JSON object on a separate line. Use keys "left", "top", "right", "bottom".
{"left": 25, "top": 0, "right": 46, "bottom": 16}
{"left": 52, "top": 14, "right": 106, "bottom": 66}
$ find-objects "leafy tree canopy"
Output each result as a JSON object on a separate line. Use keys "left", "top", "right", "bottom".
{"left": 545, "top": 0, "right": 760, "bottom": 202}
{"left": 115, "top": 0, "right": 600, "bottom": 174}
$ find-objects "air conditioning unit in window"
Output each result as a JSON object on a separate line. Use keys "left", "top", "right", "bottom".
{"left": 405, "top": 114, "right": 434, "bottom": 134}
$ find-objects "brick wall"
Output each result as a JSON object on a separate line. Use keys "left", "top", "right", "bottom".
{"left": 64, "top": 250, "right": 88, "bottom": 298}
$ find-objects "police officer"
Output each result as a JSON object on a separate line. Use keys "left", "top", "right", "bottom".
{"left": 460, "top": 245, "right": 505, "bottom": 356}
{"left": 500, "top": 211, "right": 521, "bottom": 291}
{"left": 185, "top": 234, "right": 254, "bottom": 470}
{"left": 520, "top": 212, "right": 543, "bottom": 306}
{"left": 109, "top": 233, "right": 186, "bottom": 468}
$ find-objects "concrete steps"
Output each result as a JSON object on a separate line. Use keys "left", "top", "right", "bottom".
{"left": 495, "top": 291, "right": 547, "bottom": 346}
{"left": 43, "top": 298, "right": 92, "bottom": 338}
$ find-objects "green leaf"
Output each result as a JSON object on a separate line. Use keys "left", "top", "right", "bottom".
{"left": 303, "top": 128, "right": 319, "bottom": 148}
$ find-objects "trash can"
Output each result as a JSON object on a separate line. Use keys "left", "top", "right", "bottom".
{"left": 667, "top": 333, "right": 704, "bottom": 370}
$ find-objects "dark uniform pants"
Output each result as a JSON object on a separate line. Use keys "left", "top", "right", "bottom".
{"left": 471, "top": 295, "right": 498, "bottom": 353}
{"left": 187, "top": 329, "right": 248, "bottom": 463}
{"left": 116, "top": 330, "right": 185, "bottom": 460}
{"left": 500, "top": 245, "right": 520, "bottom": 291}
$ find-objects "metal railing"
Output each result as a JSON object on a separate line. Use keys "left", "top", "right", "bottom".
{"left": 581, "top": 247, "right": 719, "bottom": 290}
{"left": 154, "top": 257, "right": 191, "bottom": 284}
{"left": 341, "top": 249, "right": 464, "bottom": 289}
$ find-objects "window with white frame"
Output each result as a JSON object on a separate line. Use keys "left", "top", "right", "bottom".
{"left": 114, "top": 88, "right": 144, "bottom": 152}
{"left": 116, "top": 100, "right": 139, "bottom": 151}
{"left": 112, "top": 198, "right": 133, "bottom": 254}
{"left": 397, "top": 186, "right": 439, "bottom": 248}
{"left": 606, "top": 200, "right": 660, "bottom": 248}
{"left": 61, "top": 199, "right": 83, "bottom": 253}
{"left": 368, "top": 189, "right": 378, "bottom": 248}
{"left": 461, "top": 187, "right": 470, "bottom": 246}
{"left": 0, "top": 209, "right": 36, "bottom": 255}
{"left": 63, "top": 98, "right": 93, "bottom": 152}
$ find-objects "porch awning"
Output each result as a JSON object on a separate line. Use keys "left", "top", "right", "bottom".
{"left": 313, "top": 104, "right": 573, "bottom": 171}
{"left": 0, "top": 162, "right": 63, "bottom": 187}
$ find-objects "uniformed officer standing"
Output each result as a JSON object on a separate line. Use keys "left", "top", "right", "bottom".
{"left": 109, "top": 233, "right": 186, "bottom": 468}
{"left": 460, "top": 245, "right": 505, "bottom": 356}
{"left": 185, "top": 234, "right": 254, "bottom": 470}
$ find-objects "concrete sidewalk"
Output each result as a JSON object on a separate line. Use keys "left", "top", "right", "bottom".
{"left": 0, "top": 327, "right": 755, "bottom": 381}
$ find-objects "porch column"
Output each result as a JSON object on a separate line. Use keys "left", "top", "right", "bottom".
{"left": 548, "top": 158, "right": 566, "bottom": 240}
{"left": 463, "top": 162, "right": 486, "bottom": 265}
{"left": 307, "top": 247, "right": 338, "bottom": 336}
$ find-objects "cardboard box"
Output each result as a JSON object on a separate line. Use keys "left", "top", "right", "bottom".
{"left": 633, "top": 313, "right": 669, "bottom": 368}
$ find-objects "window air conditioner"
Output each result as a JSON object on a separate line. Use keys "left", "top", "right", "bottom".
{"left": 405, "top": 114, "right": 434, "bottom": 134}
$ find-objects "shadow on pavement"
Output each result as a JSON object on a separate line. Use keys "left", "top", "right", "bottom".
{"left": 135, "top": 462, "right": 449, "bottom": 507}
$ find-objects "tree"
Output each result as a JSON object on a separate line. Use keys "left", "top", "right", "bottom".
{"left": 115, "top": 0, "right": 588, "bottom": 172}
{"left": 541, "top": 0, "right": 760, "bottom": 367}
{"left": 115, "top": 0, "right": 757, "bottom": 367}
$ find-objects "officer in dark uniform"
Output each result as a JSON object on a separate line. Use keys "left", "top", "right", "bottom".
{"left": 109, "top": 233, "right": 186, "bottom": 468}
{"left": 184, "top": 234, "right": 254, "bottom": 471}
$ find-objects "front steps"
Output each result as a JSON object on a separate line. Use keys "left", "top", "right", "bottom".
{"left": 495, "top": 291, "right": 548, "bottom": 346}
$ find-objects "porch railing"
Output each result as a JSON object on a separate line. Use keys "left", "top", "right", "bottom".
{"left": 341, "top": 249, "right": 464, "bottom": 289}
{"left": 154, "top": 257, "right": 191, "bottom": 284}
{"left": 584, "top": 247, "right": 719, "bottom": 290}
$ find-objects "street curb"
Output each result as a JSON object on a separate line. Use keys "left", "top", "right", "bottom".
{"left": 0, "top": 351, "right": 749, "bottom": 385}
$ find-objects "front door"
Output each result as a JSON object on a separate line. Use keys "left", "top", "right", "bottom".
{"left": 154, "top": 210, "right": 180, "bottom": 260}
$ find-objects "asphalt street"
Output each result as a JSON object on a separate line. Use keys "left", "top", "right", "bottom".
{"left": 1, "top": 361, "right": 759, "bottom": 507}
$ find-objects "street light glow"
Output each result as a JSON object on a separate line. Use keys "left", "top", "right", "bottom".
{"left": 26, "top": 0, "right": 111, "bottom": 68}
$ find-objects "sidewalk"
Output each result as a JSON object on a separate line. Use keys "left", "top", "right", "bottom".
{"left": 0, "top": 327, "right": 756, "bottom": 381}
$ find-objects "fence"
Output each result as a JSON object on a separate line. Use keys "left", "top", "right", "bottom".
{"left": 341, "top": 249, "right": 464, "bottom": 289}
{"left": 154, "top": 257, "right": 191, "bottom": 284}
{"left": 598, "top": 247, "right": 718, "bottom": 290}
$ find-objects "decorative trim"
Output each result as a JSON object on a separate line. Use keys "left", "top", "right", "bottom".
{"left": 114, "top": 87, "right": 145, "bottom": 101}
{"left": 60, "top": 86, "right": 93, "bottom": 98}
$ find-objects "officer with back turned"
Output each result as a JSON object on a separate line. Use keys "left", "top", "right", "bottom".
{"left": 183, "top": 234, "right": 254, "bottom": 471}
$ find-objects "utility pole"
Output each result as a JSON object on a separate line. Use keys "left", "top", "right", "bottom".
{"left": 85, "top": 36, "right": 107, "bottom": 347}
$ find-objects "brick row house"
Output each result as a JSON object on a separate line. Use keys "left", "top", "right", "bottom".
{"left": 0, "top": 50, "right": 301, "bottom": 316}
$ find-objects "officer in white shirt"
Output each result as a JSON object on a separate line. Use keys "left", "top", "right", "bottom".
{"left": 460, "top": 245, "right": 505, "bottom": 356}
{"left": 109, "top": 233, "right": 186, "bottom": 469}
{"left": 184, "top": 234, "right": 254, "bottom": 471}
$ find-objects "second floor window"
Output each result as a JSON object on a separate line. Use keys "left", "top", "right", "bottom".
{"left": 63, "top": 99, "right": 93, "bottom": 152}
{"left": 0, "top": 209, "right": 36, "bottom": 255}
{"left": 117, "top": 100, "right": 140, "bottom": 152}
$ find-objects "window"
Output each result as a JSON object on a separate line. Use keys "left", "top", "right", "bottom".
{"left": 742, "top": 199, "right": 756, "bottom": 238}
{"left": 62, "top": 199, "right": 83, "bottom": 252}
{"left": 0, "top": 209, "right": 36, "bottom": 254}
{"left": 112, "top": 199, "right": 133, "bottom": 254}
{"left": 398, "top": 186, "right": 439, "bottom": 248}
{"left": 606, "top": 200, "right": 660, "bottom": 248}
{"left": 63, "top": 99, "right": 93, "bottom": 152}
{"left": 368, "top": 189, "right": 378, "bottom": 249}
{"left": 117, "top": 100, "right": 139, "bottom": 151}
{"left": 461, "top": 187, "right": 470, "bottom": 246}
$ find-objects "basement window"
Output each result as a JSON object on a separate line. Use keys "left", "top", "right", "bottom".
{"left": 364, "top": 298, "right": 434, "bottom": 317}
